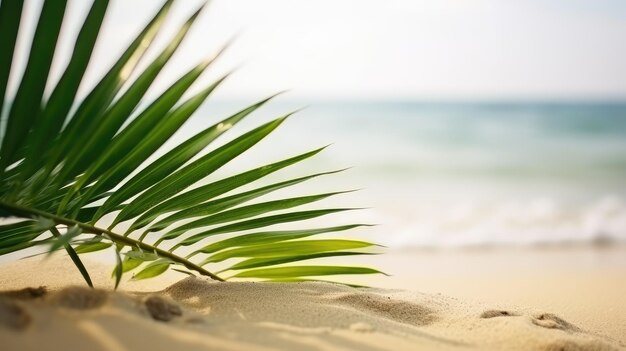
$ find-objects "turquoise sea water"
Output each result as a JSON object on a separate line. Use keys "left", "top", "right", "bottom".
{"left": 167, "top": 101, "right": 626, "bottom": 248}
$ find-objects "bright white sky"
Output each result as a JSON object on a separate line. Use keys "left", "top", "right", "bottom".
{"left": 13, "top": 0, "right": 626, "bottom": 100}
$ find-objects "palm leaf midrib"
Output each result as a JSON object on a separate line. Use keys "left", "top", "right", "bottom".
{"left": 0, "top": 199, "right": 224, "bottom": 281}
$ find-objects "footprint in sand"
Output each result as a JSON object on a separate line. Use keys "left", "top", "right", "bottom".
{"left": 479, "top": 310, "right": 616, "bottom": 351}
{"left": 481, "top": 310, "right": 581, "bottom": 333}
{"left": 0, "top": 287, "right": 47, "bottom": 331}
{"left": 532, "top": 313, "right": 580, "bottom": 332}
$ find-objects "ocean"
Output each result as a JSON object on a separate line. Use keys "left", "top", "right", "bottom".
{"left": 171, "top": 100, "right": 626, "bottom": 249}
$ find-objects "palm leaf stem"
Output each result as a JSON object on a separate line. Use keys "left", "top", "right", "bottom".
{"left": 0, "top": 200, "right": 224, "bottom": 281}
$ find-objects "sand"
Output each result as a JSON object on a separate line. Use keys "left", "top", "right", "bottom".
{"left": 360, "top": 246, "right": 626, "bottom": 344}
{"left": 0, "top": 252, "right": 624, "bottom": 351}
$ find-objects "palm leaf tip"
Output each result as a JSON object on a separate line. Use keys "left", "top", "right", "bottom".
{"left": 0, "top": 0, "right": 381, "bottom": 288}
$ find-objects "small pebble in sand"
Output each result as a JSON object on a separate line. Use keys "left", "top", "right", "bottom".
{"left": 481, "top": 310, "right": 517, "bottom": 318}
{"left": 0, "top": 299, "right": 31, "bottom": 330}
{"left": 145, "top": 296, "right": 182, "bottom": 322}
{"left": 349, "top": 322, "right": 375, "bottom": 333}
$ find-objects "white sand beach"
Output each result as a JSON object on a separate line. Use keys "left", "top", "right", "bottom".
{"left": 1, "top": 249, "right": 624, "bottom": 351}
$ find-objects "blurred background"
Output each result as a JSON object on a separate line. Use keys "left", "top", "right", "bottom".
{"left": 9, "top": 0, "right": 625, "bottom": 249}
{"left": 6, "top": 1, "right": 626, "bottom": 323}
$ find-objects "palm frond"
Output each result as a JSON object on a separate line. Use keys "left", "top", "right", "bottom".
{"left": 0, "top": 0, "right": 382, "bottom": 288}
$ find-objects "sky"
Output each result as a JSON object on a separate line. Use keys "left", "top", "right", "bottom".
{"left": 11, "top": 0, "right": 626, "bottom": 101}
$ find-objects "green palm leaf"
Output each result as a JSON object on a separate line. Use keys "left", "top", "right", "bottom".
{"left": 178, "top": 208, "right": 360, "bottom": 247}
{"left": 59, "top": 57, "right": 218, "bottom": 211}
{"left": 204, "top": 239, "right": 377, "bottom": 264}
{"left": 223, "top": 252, "right": 377, "bottom": 272}
{"left": 58, "top": 4, "right": 207, "bottom": 186}
{"left": 42, "top": 1, "right": 174, "bottom": 187}
{"left": 0, "top": 221, "right": 41, "bottom": 250}
{"left": 145, "top": 169, "right": 346, "bottom": 234}
{"left": 132, "top": 259, "right": 171, "bottom": 280}
{"left": 160, "top": 192, "right": 352, "bottom": 242}
{"left": 231, "top": 266, "right": 385, "bottom": 279}
{"left": 0, "top": 0, "right": 382, "bottom": 288}
{"left": 19, "top": 0, "right": 109, "bottom": 182}
{"left": 112, "top": 115, "right": 290, "bottom": 226}
{"left": 192, "top": 224, "right": 370, "bottom": 256}
{"left": 0, "top": 0, "right": 67, "bottom": 172}
{"left": 94, "top": 94, "right": 280, "bottom": 221}
{"left": 0, "top": 0, "right": 23, "bottom": 125}
{"left": 75, "top": 75, "right": 229, "bottom": 212}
